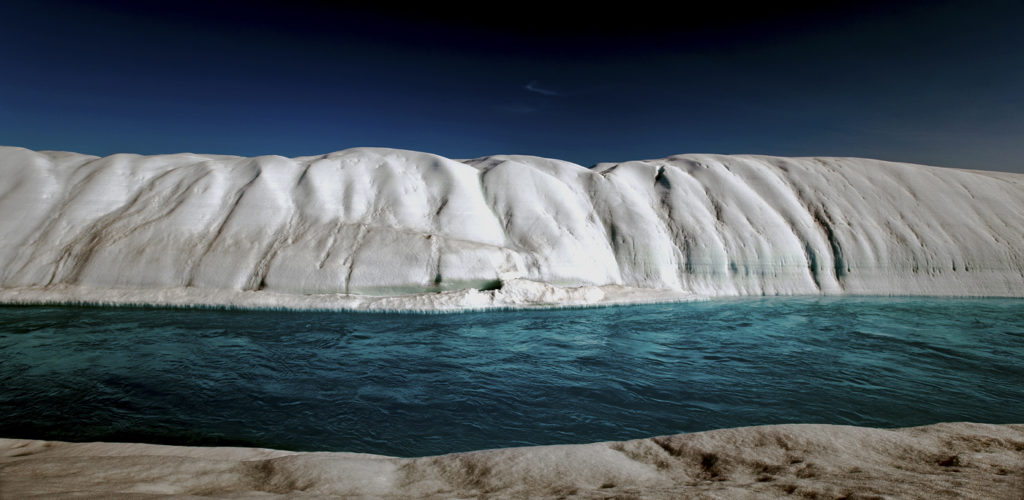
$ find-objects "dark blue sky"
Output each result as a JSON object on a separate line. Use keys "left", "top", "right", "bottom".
{"left": 2, "top": 1, "right": 1023, "bottom": 171}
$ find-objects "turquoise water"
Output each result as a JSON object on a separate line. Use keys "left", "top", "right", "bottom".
{"left": 0, "top": 297, "right": 1021, "bottom": 457}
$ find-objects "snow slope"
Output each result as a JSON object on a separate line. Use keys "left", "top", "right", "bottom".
{"left": 1, "top": 146, "right": 1022, "bottom": 309}
{"left": 3, "top": 422, "right": 1022, "bottom": 498}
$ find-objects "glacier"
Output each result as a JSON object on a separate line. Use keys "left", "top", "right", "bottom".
{"left": 1, "top": 145, "right": 1022, "bottom": 310}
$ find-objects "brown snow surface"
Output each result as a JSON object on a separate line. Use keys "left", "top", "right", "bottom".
{"left": 2, "top": 422, "right": 1022, "bottom": 499}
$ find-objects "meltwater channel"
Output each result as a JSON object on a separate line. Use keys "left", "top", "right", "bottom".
{"left": 1, "top": 297, "right": 1022, "bottom": 457}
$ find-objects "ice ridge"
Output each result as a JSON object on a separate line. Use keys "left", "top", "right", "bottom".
{"left": 1, "top": 145, "right": 1022, "bottom": 309}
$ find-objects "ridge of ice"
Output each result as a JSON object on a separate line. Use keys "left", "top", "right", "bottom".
{"left": 1, "top": 145, "right": 1023, "bottom": 310}
{"left": 3, "top": 422, "right": 1023, "bottom": 498}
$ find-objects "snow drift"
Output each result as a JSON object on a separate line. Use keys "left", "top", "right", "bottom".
{"left": 3, "top": 423, "right": 1022, "bottom": 499}
{"left": 1, "top": 145, "right": 1022, "bottom": 309}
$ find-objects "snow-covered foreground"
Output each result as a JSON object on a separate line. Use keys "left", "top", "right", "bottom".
{"left": 1, "top": 146, "right": 1023, "bottom": 310}
{"left": 3, "top": 423, "right": 1021, "bottom": 499}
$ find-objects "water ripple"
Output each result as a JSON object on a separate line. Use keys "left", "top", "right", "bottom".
{"left": 0, "top": 297, "right": 1022, "bottom": 457}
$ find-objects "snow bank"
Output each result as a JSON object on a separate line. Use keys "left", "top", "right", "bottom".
{"left": 3, "top": 422, "right": 1022, "bottom": 498}
{"left": 1, "top": 146, "right": 1022, "bottom": 310}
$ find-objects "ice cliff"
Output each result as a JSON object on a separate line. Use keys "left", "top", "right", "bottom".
{"left": 1, "top": 145, "right": 1022, "bottom": 308}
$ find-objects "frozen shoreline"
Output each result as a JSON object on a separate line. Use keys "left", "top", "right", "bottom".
{"left": 0, "top": 278, "right": 700, "bottom": 312}
{"left": 3, "top": 422, "right": 1022, "bottom": 499}
{"left": 6, "top": 284, "right": 1024, "bottom": 319}
{"left": 2, "top": 278, "right": 1023, "bottom": 314}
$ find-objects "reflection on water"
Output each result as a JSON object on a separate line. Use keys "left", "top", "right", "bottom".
{"left": 1, "top": 297, "right": 1022, "bottom": 457}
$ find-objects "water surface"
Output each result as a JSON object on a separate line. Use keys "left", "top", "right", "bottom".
{"left": 1, "top": 297, "right": 1021, "bottom": 457}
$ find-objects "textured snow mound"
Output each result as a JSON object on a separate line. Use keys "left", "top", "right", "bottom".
{"left": 1, "top": 146, "right": 1023, "bottom": 307}
{"left": 3, "top": 423, "right": 1023, "bottom": 498}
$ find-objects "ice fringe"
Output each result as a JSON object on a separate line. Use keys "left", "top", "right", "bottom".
{"left": 0, "top": 278, "right": 699, "bottom": 314}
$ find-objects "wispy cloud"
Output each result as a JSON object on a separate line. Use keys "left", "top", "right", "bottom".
{"left": 524, "top": 80, "right": 561, "bottom": 97}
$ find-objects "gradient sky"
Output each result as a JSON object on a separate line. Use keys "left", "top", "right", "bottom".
{"left": 2, "top": 1, "right": 1023, "bottom": 172}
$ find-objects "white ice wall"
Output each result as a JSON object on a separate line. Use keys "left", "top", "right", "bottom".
{"left": 2, "top": 145, "right": 1023, "bottom": 299}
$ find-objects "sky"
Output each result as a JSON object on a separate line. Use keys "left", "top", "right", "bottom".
{"left": 2, "top": 0, "right": 1023, "bottom": 172}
